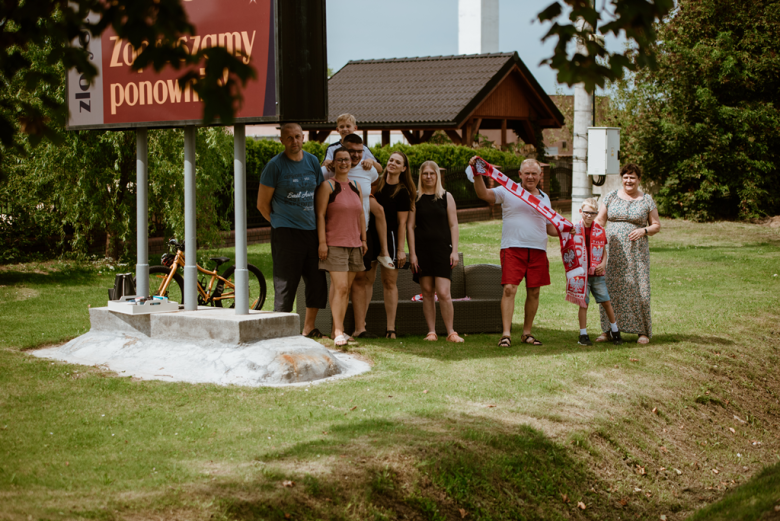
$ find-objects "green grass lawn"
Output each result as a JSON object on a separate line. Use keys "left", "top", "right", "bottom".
{"left": 1, "top": 219, "right": 779, "bottom": 520}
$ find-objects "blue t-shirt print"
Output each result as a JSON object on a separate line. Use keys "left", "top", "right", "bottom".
{"left": 260, "top": 151, "right": 323, "bottom": 231}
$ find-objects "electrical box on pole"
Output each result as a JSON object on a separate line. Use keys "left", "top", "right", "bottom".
{"left": 587, "top": 127, "right": 620, "bottom": 176}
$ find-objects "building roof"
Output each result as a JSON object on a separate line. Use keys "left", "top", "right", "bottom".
{"left": 302, "top": 52, "right": 564, "bottom": 130}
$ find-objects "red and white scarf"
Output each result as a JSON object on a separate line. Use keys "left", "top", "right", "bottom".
{"left": 575, "top": 221, "right": 606, "bottom": 275}
{"left": 467, "top": 158, "right": 587, "bottom": 307}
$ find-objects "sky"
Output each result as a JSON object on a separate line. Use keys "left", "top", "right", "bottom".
{"left": 326, "top": 0, "right": 626, "bottom": 95}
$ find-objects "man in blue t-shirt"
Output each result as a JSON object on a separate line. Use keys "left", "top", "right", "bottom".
{"left": 257, "top": 123, "right": 327, "bottom": 338}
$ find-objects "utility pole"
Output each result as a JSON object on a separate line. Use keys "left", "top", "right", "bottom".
{"left": 571, "top": 17, "right": 593, "bottom": 224}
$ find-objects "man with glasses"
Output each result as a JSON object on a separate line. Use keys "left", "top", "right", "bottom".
{"left": 257, "top": 123, "right": 327, "bottom": 338}
{"left": 472, "top": 158, "right": 558, "bottom": 347}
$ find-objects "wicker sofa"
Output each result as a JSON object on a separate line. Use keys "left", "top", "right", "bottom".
{"left": 294, "top": 253, "right": 503, "bottom": 336}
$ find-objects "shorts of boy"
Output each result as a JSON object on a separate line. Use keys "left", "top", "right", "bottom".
{"left": 256, "top": 122, "right": 327, "bottom": 338}
{"left": 322, "top": 113, "right": 382, "bottom": 174}
{"left": 471, "top": 157, "right": 559, "bottom": 347}
{"left": 576, "top": 198, "right": 622, "bottom": 346}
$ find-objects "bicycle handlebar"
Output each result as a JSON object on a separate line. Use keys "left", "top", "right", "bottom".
{"left": 168, "top": 238, "right": 185, "bottom": 251}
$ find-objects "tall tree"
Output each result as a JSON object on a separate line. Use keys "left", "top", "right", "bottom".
{"left": 614, "top": 0, "right": 780, "bottom": 220}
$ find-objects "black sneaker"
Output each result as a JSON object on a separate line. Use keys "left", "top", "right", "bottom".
{"left": 611, "top": 330, "right": 624, "bottom": 345}
{"left": 578, "top": 334, "right": 592, "bottom": 346}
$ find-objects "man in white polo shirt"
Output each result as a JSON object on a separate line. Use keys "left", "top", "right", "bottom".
{"left": 472, "top": 157, "right": 558, "bottom": 347}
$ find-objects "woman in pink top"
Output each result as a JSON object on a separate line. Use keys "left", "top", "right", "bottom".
{"left": 315, "top": 148, "right": 367, "bottom": 346}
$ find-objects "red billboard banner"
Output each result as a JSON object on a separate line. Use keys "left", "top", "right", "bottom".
{"left": 67, "top": 0, "right": 277, "bottom": 130}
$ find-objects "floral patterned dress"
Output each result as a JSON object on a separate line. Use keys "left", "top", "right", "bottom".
{"left": 599, "top": 190, "right": 656, "bottom": 337}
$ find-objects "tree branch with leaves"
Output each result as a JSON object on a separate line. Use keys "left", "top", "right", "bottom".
{"left": 538, "top": 0, "right": 674, "bottom": 91}
{"left": 0, "top": 0, "right": 254, "bottom": 180}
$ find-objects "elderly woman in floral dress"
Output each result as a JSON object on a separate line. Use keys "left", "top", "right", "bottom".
{"left": 594, "top": 163, "right": 661, "bottom": 344}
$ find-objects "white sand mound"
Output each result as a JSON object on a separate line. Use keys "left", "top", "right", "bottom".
{"left": 32, "top": 331, "right": 370, "bottom": 387}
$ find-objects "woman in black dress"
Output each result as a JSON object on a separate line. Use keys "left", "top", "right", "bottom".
{"left": 407, "top": 161, "right": 463, "bottom": 343}
{"left": 375, "top": 151, "right": 415, "bottom": 339}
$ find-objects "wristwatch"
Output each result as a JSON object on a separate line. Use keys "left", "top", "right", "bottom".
{"left": 644, "top": 227, "right": 649, "bottom": 236}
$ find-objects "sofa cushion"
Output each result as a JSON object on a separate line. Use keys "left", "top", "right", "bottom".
{"left": 375, "top": 252, "right": 465, "bottom": 300}
{"left": 464, "top": 264, "right": 504, "bottom": 300}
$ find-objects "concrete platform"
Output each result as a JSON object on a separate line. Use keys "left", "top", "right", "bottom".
{"left": 34, "top": 306, "right": 372, "bottom": 386}
{"left": 89, "top": 306, "right": 299, "bottom": 344}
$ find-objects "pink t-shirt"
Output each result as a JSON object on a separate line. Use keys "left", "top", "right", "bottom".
{"left": 325, "top": 180, "right": 362, "bottom": 248}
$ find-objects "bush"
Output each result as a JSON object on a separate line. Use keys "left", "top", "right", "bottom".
{"left": 369, "top": 143, "right": 523, "bottom": 172}
{"left": 245, "top": 139, "right": 328, "bottom": 179}
{"left": 245, "top": 140, "right": 522, "bottom": 178}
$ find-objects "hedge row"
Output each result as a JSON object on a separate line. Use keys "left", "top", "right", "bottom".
{"left": 245, "top": 139, "right": 524, "bottom": 178}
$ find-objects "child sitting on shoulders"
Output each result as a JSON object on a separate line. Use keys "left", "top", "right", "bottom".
{"left": 321, "top": 113, "right": 383, "bottom": 174}
{"left": 577, "top": 198, "right": 623, "bottom": 346}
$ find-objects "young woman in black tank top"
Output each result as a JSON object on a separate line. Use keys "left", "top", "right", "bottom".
{"left": 407, "top": 161, "right": 464, "bottom": 343}
{"left": 375, "top": 151, "right": 415, "bottom": 339}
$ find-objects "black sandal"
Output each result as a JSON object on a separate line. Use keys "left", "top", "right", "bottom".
{"left": 385, "top": 330, "right": 397, "bottom": 339}
{"left": 498, "top": 336, "right": 512, "bottom": 347}
{"left": 520, "top": 334, "right": 543, "bottom": 346}
{"left": 304, "top": 328, "right": 324, "bottom": 339}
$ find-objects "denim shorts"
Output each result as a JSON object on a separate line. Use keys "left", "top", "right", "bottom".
{"left": 586, "top": 275, "right": 610, "bottom": 305}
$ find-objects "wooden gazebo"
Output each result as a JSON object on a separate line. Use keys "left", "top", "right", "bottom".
{"left": 302, "top": 52, "right": 564, "bottom": 147}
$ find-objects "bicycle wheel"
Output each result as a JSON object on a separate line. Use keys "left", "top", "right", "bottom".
{"left": 211, "top": 264, "right": 267, "bottom": 310}
{"left": 148, "top": 266, "right": 184, "bottom": 304}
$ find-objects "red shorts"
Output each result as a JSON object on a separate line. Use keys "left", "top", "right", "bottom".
{"left": 500, "top": 247, "right": 551, "bottom": 287}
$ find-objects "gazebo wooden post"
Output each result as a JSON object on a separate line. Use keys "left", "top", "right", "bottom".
{"left": 501, "top": 119, "right": 507, "bottom": 149}
{"left": 445, "top": 129, "right": 463, "bottom": 145}
{"left": 471, "top": 118, "right": 482, "bottom": 146}
{"left": 381, "top": 130, "right": 390, "bottom": 147}
{"left": 362, "top": 129, "right": 368, "bottom": 145}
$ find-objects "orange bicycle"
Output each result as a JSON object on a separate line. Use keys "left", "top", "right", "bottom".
{"left": 149, "top": 238, "right": 267, "bottom": 310}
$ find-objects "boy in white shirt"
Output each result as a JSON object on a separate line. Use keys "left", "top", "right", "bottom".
{"left": 321, "top": 113, "right": 383, "bottom": 174}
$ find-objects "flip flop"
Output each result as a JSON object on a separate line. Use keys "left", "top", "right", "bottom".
{"left": 378, "top": 256, "right": 395, "bottom": 269}
{"left": 498, "top": 336, "right": 512, "bottom": 347}
{"left": 334, "top": 334, "right": 348, "bottom": 347}
{"left": 424, "top": 332, "right": 438, "bottom": 341}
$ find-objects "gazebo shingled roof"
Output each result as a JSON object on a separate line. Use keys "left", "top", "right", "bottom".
{"left": 301, "top": 52, "right": 564, "bottom": 147}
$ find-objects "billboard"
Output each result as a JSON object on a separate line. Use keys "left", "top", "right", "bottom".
{"left": 67, "top": 0, "right": 278, "bottom": 130}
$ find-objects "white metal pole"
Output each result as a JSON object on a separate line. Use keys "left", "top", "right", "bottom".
{"left": 184, "top": 126, "right": 198, "bottom": 311}
{"left": 571, "top": 20, "right": 593, "bottom": 224}
{"left": 135, "top": 129, "right": 149, "bottom": 297}
{"left": 233, "top": 124, "right": 249, "bottom": 314}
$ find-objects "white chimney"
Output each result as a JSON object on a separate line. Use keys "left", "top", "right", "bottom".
{"left": 459, "top": 0, "right": 499, "bottom": 55}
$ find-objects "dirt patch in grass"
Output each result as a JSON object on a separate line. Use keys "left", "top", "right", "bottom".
{"left": 756, "top": 215, "right": 780, "bottom": 229}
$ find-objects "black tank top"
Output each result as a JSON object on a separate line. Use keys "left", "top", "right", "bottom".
{"left": 414, "top": 192, "right": 450, "bottom": 249}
